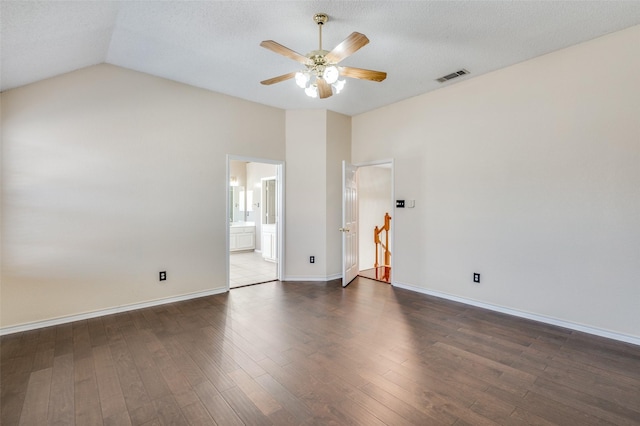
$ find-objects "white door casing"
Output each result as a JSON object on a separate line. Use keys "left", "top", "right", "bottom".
{"left": 342, "top": 161, "right": 358, "bottom": 287}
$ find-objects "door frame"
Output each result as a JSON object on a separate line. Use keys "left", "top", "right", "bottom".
{"left": 352, "top": 158, "right": 395, "bottom": 285}
{"left": 226, "top": 155, "right": 285, "bottom": 291}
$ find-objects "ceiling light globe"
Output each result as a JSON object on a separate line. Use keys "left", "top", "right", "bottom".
{"left": 323, "top": 66, "right": 339, "bottom": 84}
{"left": 333, "top": 79, "right": 346, "bottom": 94}
{"left": 295, "top": 71, "right": 309, "bottom": 88}
{"left": 305, "top": 85, "right": 318, "bottom": 98}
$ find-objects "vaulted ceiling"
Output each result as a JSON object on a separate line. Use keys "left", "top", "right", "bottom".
{"left": 2, "top": 1, "right": 640, "bottom": 116}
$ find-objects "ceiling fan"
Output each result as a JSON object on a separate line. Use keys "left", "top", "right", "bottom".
{"left": 260, "top": 13, "right": 387, "bottom": 99}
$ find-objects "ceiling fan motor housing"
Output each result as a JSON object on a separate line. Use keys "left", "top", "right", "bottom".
{"left": 314, "top": 13, "right": 328, "bottom": 25}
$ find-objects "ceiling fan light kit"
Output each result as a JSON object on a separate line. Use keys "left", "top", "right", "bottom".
{"left": 260, "top": 13, "right": 387, "bottom": 99}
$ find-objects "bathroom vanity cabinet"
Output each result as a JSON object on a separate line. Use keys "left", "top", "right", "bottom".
{"left": 230, "top": 223, "right": 255, "bottom": 251}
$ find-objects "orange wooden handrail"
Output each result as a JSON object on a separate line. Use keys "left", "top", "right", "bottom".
{"left": 374, "top": 212, "right": 391, "bottom": 269}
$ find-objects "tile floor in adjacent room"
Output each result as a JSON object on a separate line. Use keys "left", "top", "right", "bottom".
{"left": 230, "top": 250, "right": 277, "bottom": 288}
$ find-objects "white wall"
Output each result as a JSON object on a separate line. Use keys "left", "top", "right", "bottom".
{"left": 352, "top": 25, "right": 640, "bottom": 340}
{"left": 1, "top": 64, "right": 285, "bottom": 328}
{"left": 358, "top": 166, "right": 392, "bottom": 270}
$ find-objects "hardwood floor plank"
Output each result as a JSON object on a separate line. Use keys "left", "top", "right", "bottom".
{"left": 54, "top": 323, "right": 74, "bottom": 358}
{"left": 220, "top": 385, "right": 274, "bottom": 426}
{"left": 182, "top": 343, "right": 237, "bottom": 392}
{"left": 540, "top": 363, "right": 640, "bottom": 409}
{"left": 73, "top": 321, "right": 93, "bottom": 361}
{"left": 193, "top": 380, "right": 243, "bottom": 426}
{"left": 506, "top": 406, "right": 558, "bottom": 426}
{"left": 93, "top": 344, "right": 130, "bottom": 422}
{"left": 1, "top": 385, "right": 27, "bottom": 425}
{"left": 359, "top": 381, "right": 448, "bottom": 425}
{"left": 109, "top": 340, "right": 154, "bottom": 424}
{"left": 124, "top": 332, "right": 172, "bottom": 401}
{"left": 3, "top": 278, "right": 639, "bottom": 425}
{"left": 162, "top": 339, "right": 209, "bottom": 388}
{"left": 18, "top": 368, "right": 52, "bottom": 426}
{"left": 88, "top": 317, "right": 109, "bottom": 348}
{"left": 253, "top": 372, "right": 315, "bottom": 423}
{"left": 32, "top": 344, "right": 55, "bottom": 372}
{"left": 152, "top": 395, "right": 188, "bottom": 425}
{"left": 331, "top": 377, "right": 422, "bottom": 426}
{"left": 356, "top": 365, "right": 459, "bottom": 424}
{"left": 256, "top": 355, "right": 321, "bottom": 397}
{"left": 144, "top": 335, "right": 201, "bottom": 408}
{"left": 74, "top": 354, "right": 103, "bottom": 425}
{"left": 128, "top": 402, "right": 158, "bottom": 426}
{"left": 531, "top": 376, "right": 640, "bottom": 425}
{"left": 179, "top": 400, "right": 216, "bottom": 426}
{"left": 299, "top": 380, "right": 389, "bottom": 426}
{"left": 48, "top": 353, "right": 75, "bottom": 425}
{"left": 522, "top": 390, "right": 619, "bottom": 426}
{"left": 228, "top": 369, "right": 282, "bottom": 416}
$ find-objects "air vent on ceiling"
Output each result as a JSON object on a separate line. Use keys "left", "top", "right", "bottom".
{"left": 436, "top": 69, "right": 470, "bottom": 83}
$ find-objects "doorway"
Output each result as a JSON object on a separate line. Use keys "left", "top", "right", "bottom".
{"left": 356, "top": 161, "right": 393, "bottom": 283}
{"left": 227, "top": 156, "right": 284, "bottom": 289}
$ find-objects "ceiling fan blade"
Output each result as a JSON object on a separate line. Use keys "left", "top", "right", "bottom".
{"left": 260, "top": 72, "right": 297, "bottom": 85}
{"left": 340, "top": 66, "right": 387, "bottom": 82}
{"left": 260, "top": 40, "right": 311, "bottom": 65}
{"left": 316, "top": 78, "right": 333, "bottom": 99}
{"left": 325, "top": 32, "right": 370, "bottom": 64}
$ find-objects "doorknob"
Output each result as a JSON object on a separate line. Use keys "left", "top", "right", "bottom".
{"left": 339, "top": 227, "right": 350, "bottom": 233}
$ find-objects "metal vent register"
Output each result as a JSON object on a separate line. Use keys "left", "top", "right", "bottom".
{"left": 436, "top": 69, "right": 470, "bottom": 83}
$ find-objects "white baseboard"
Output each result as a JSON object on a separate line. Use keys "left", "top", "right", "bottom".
{"left": 282, "top": 273, "right": 342, "bottom": 282}
{"left": 393, "top": 281, "right": 640, "bottom": 347}
{"left": 0, "top": 288, "right": 227, "bottom": 336}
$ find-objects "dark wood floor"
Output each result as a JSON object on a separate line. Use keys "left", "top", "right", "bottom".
{"left": 2, "top": 278, "right": 639, "bottom": 425}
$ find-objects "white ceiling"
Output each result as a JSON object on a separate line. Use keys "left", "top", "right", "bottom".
{"left": 2, "top": 1, "right": 640, "bottom": 116}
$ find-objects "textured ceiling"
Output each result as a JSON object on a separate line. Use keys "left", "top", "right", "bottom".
{"left": 2, "top": 1, "right": 640, "bottom": 116}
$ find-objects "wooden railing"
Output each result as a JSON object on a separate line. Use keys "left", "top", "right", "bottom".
{"left": 374, "top": 213, "right": 391, "bottom": 272}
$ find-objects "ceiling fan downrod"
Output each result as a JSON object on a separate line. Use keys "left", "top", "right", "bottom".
{"left": 314, "top": 13, "right": 328, "bottom": 52}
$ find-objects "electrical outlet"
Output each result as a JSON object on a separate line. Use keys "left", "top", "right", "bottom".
{"left": 473, "top": 273, "right": 480, "bottom": 283}
{"left": 310, "top": 256, "right": 315, "bottom": 264}
{"left": 159, "top": 271, "right": 167, "bottom": 281}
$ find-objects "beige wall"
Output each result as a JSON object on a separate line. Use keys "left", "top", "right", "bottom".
{"left": 1, "top": 64, "right": 285, "bottom": 328}
{"left": 284, "top": 109, "right": 350, "bottom": 280}
{"left": 285, "top": 110, "right": 328, "bottom": 279}
{"left": 353, "top": 25, "right": 640, "bottom": 339}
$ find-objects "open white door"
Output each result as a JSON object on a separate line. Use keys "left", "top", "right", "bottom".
{"left": 341, "top": 161, "right": 359, "bottom": 287}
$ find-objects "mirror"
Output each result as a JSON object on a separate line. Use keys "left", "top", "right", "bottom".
{"left": 229, "top": 186, "right": 246, "bottom": 223}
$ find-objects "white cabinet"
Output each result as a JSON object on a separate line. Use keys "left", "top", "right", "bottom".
{"left": 262, "top": 224, "right": 277, "bottom": 262}
{"left": 230, "top": 225, "right": 255, "bottom": 251}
